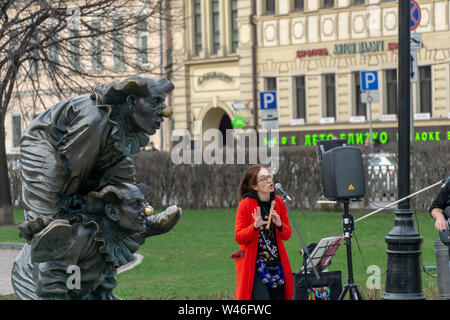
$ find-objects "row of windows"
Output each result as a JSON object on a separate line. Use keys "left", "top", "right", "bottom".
{"left": 191, "top": 0, "right": 397, "bottom": 55}
{"left": 263, "top": 0, "right": 395, "bottom": 15}
{"left": 264, "top": 66, "right": 432, "bottom": 123}
{"left": 193, "top": 0, "right": 239, "bottom": 56}
{"left": 22, "top": 14, "right": 150, "bottom": 76}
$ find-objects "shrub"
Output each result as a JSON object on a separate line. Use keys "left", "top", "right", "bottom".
{"left": 132, "top": 141, "right": 449, "bottom": 213}
{"left": 8, "top": 141, "right": 448, "bottom": 213}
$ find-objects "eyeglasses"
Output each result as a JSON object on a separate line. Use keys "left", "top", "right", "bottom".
{"left": 257, "top": 174, "right": 273, "bottom": 183}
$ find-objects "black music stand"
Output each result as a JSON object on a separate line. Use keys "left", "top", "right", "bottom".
{"left": 296, "top": 236, "right": 344, "bottom": 300}
{"left": 300, "top": 236, "right": 344, "bottom": 274}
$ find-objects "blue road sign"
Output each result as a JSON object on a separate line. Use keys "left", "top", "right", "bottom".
{"left": 360, "top": 71, "right": 379, "bottom": 91}
{"left": 410, "top": 0, "right": 421, "bottom": 31}
{"left": 259, "top": 91, "right": 277, "bottom": 110}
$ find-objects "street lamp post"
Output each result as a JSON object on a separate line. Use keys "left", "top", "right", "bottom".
{"left": 381, "top": 0, "right": 425, "bottom": 300}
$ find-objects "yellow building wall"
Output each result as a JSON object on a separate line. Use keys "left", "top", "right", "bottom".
{"left": 255, "top": 0, "right": 450, "bottom": 135}
{"left": 170, "top": 0, "right": 450, "bottom": 147}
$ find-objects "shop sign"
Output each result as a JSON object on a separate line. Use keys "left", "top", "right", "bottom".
{"left": 262, "top": 128, "right": 450, "bottom": 147}
{"left": 198, "top": 72, "right": 233, "bottom": 85}
{"left": 334, "top": 40, "right": 384, "bottom": 55}
{"left": 388, "top": 42, "right": 399, "bottom": 50}
{"left": 231, "top": 115, "right": 246, "bottom": 129}
{"left": 296, "top": 48, "right": 328, "bottom": 58}
{"left": 232, "top": 101, "right": 245, "bottom": 110}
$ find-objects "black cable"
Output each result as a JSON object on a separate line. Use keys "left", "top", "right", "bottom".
{"left": 412, "top": 203, "right": 438, "bottom": 279}
{"left": 352, "top": 230, "right": 368, "bottom": 271}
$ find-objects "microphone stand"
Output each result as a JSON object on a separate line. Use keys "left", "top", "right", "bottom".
{"left": 279, "top": 193, "right": 321, "bottom": 283}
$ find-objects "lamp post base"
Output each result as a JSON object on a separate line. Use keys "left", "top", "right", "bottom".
{"left": 382, "top": 208, "right": 425, "bottom": 300}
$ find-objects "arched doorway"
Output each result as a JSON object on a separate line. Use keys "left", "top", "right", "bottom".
{"left": 202, "top": 107, "right": 232, "bottom": 147}
{"left": 218, "top": 113, "right": 232, "bottom": 146}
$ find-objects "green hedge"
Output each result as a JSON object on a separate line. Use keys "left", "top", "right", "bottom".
{"left": 132, "top": 141, "right": 449, "bottom": 213}
{"left": 7, "top": 141, "right": 448, "bottom": 213}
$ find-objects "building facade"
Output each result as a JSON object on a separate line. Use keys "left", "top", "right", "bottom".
{"left": 169, "top": 0, "right": 251, "bottom": 147}
{"left": 169, "top": 0, "right": 450, "bottom": 149}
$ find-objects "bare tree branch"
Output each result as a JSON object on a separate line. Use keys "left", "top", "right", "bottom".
{"left": 0, "top": 0, "right": 184, "bottom": 225}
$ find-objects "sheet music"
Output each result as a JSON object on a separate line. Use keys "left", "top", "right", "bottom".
{"left": 301, "top": 236, "right": 344, "bottom": 273}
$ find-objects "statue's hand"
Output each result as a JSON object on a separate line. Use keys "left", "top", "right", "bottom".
{"left": 30, "top": 219, "right": 72, "bottom": 263}
{"left": 144, "top": 205, "right": 181, "bottom": 237}
{"left": 18, "top": 216, "right": 53, "bottom": 243}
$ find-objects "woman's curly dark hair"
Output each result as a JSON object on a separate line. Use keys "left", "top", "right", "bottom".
{"left": 237, "top": 164, "right": 269, "bottom": 200}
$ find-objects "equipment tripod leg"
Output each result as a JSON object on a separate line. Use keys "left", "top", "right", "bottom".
{"left": 339, "top": 281, "right": 362, "bottom": 300}
{"left": 338, "top": 285, "right": 348, "bottom": 300}
{"left": 339, "top": 239, "right": 362, "bottom": 300}
{"left": 338, "top": 200, "right": 363, "bottom": 300}
{"left": 339, "top": 282, "right": 362, "bottom": 300}
{"left": 349, "top": 284, "right": 362, "bottom": 300}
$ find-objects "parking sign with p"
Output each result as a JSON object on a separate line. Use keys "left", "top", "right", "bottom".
{"left": 360, "top": 71, "right": 379, "bottom": 91}
{"left": 259, "top": 91, "right": 277, "bottom": 110}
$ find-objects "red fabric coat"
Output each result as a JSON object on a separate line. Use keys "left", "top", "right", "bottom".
{"left": 234, "top": 195, "right": 294, "bottom": 300}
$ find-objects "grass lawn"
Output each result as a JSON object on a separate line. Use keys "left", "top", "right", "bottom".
{"left": 0, "top": 207, "right": 443, "bottom": 299}
{"left": 0, "top": 209, "right": 26, "bottom": 244}
{"left": 115, "top": 207, "right": 442, "bottom": 300}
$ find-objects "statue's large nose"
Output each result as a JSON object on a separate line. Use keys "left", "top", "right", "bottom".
{"left": 161, "top": 104, "right": 173, "bottom": 118}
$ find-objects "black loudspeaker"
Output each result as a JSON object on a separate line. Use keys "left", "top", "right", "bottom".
{"left": 293, "top": 271, "right": 342, "bottom": 300}
{"left": 320, "top": 146, "right": 365, "bottom": 200}
{"left": 316, "top": 139, "right": 347, "bottom": 161}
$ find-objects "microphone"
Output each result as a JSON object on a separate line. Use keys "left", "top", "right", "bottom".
{"left": 275, "top": 183, "right": 292, "bottom": 201}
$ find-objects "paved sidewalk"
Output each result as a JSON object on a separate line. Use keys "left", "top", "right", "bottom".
{"left": 0, "top": 249, "right": 20, "bottom": 296}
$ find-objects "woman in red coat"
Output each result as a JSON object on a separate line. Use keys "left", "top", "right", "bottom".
{"left": 234, "top": 164, "right": 294, "bottom": 300}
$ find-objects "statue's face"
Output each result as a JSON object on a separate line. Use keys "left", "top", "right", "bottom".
{"left": 115, "top": 189, "right": 147, "bottom": 233}
{"left": 129, "top": 85, "right": 166, "bottom": 135}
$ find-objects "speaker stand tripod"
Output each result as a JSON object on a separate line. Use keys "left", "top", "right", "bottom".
{"left": 338, "top": 199, "right": 362, "bottom": 300}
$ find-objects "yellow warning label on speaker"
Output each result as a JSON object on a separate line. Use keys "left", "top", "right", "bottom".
{"left": 348, "top": 184, "right": 355, "bottom": 190}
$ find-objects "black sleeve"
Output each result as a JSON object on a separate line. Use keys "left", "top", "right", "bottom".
{"left": 429, "top": 179, "right": 450, "bottom": 218}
